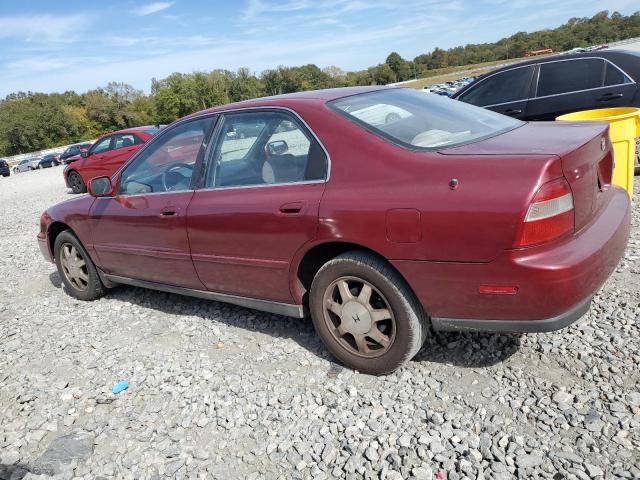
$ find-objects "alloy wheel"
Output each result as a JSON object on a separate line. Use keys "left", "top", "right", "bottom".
{"left": 69, "top": 173, "right": 83, "bottom": 192}
{"left": 322, "top": 276, "right": 396, "bottom": 358}
{"left": 59, "top": 243, "right": 89, "bottom": 291}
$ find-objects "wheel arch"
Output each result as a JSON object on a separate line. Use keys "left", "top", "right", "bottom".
{"left": 48, "top": 221, "right": 72, "bottom": 259}
{"left": 293, "top": 240, "right": 417, "bottom": 308}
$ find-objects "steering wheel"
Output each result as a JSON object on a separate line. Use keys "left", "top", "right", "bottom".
{"left": 161, "top": 163, "right": 193, "bottom": 192}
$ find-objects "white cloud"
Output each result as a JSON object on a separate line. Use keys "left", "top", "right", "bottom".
{"left": 6, "top": 58, "right": 69, "bottom": 72}
{"left": 0, "top": 14, "right": 89, "bottom": 43}
{"left": 134, "top": 2, "right": 175, "bottom": 16}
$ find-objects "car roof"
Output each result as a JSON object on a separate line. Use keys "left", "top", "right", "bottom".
{"left": 94, "top": 125, "right": 158, "bottom": 141}
{"left": 183, "top": 86, "right": 392, "bottom": 118}
{"left": 454, "top": 49, "right": 640, "bottom": 98}
{"left": 113, "top": 125, "right": 158, "bottom": 134}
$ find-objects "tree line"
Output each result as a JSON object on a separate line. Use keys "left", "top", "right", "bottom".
{"left": 1, "top": 10, "right": 638, "bottom": 156}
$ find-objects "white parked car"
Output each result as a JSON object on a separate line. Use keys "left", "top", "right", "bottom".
{"left": 12, "top": 157, "right": 41, "bottom": 173}
{"left": 347, "top": 103, "right": 412, "bottom": 126}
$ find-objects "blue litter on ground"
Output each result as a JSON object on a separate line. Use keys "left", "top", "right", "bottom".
{"left": 112, "top": 380, "right": 129, "bottom": 394}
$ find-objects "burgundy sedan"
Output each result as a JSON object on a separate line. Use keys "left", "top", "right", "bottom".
{"left": 38, "top": 87, "right": 630, "bottom": 375}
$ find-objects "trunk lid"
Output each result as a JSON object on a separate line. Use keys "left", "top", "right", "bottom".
{"left": 441, "top": 121, "right": 612, "bottom": 232}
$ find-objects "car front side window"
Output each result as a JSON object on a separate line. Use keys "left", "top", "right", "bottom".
{"left": 119, "top": 117, "right": 214, "bottom": 195}
{"left": 90, "top": 137, "right": 112, "bottom": 155}
{"left": 458, "top": 66, "right": 534, "bottom": 107}
{"left": 206, "top": 111, "right": 326, "bottom": 188}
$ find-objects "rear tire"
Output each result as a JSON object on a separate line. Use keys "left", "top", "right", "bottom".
{"left": 309, "top": 251, "right": 429, "bottom": 375}
{"left": 68, "top": 171, "right": 86, "bottom": 194}
{"left": 54, "top": 230, "right": 105, "bottom": 301}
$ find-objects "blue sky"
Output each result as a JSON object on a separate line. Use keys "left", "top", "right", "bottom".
{"left": 0, "top": 0, "right": 637, "bottom": 97}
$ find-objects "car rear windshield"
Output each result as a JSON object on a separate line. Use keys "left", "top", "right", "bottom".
{"left": 328, "top": 88, "right": 522, "bottom": 150}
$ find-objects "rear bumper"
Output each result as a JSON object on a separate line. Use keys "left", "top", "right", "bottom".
{"left": 431, "top": 296, "right": 592, "bottom": 332}
{"left": 393, "top": 187, "right": 630, "bottom": 330}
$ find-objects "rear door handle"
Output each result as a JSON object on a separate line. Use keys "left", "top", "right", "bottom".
{"left": 279, "top": 202, "right": 304, "bottom": 214}
{"left": 597, "top": 93, "right": 623, "bottom": 101}
{"left": 503, "top": 108, "right": 522, "bottom": 115}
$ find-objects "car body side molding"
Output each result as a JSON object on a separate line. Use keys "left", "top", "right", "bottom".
{"left": 100, "top": 271, "right": 304, "bottom": 318}
{"left": 431, "top": 296, "right": 592, "bottom": 333}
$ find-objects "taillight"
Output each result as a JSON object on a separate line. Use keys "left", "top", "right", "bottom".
{"left": 515, "top": 177, "right": 574, "bottom": 247}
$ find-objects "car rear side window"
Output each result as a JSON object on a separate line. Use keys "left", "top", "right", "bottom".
{"left": 206, "top": 111, "right": 326, "bottom": 188}
{"left": 458, "top": 66, "right": 534, "bottom": 107}
{"left": 330, "top": 89, "right": 522, "bottom": 150}
{"left": 113, "top": 134, "right": 142, "bottom": 149}
{"left": 537, "top": 59, "right": 604, "bottom": 97}
{"left": 604, "top": 62, "right": 633, "bottom": 86}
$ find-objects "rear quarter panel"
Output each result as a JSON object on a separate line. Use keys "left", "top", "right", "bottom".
{"left": 295, "top": 103, "right": 560, "bottom": 263}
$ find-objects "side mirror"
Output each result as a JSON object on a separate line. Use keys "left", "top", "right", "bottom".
{"left": 267, "top": 140, "right": 288, "bottom": 156}
{"left": 88, "top": 176, "right": 114, "bottom": 197}
{"left": 81, "top": 150, "right": 89, "bottom": 158}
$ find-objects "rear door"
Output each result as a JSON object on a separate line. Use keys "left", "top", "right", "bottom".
{"left": 187, "top": 109, "right": 328, "bottom": 303}
{"left": 525, "top": 57, "right": 637, "bottom": 120}
{"left": 455, "top": 65, "right": 535, "bottom": 119}
{"left": 106, "top": 133, "right": 145, "bottom": 174}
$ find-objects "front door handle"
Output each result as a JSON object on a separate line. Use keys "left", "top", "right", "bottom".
{"left": 160, "top": 206, "right": 178, "bottom": 216}
{"left": 503, "top": 108, "right": 522, "bottom": 115}
{"left": 597, "top": 93, "right": 623, "bottom": 101}
{"left": 279, "top": 202, "right": 304, "bottom": 214}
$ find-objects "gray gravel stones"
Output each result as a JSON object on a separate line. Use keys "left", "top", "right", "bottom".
{"left": 0, "top": 168, "right": 639, "bottom": 479}
{"left": 31, "top": 432, "right": 94, "bottom": 475}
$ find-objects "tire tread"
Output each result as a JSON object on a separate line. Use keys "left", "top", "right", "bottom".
{"left": 311, "top": 250, "right": 429, "bottom": 374}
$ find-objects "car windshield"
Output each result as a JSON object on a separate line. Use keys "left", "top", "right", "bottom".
{"left": 328, "top": 88, "right": 522, "bottom": 150}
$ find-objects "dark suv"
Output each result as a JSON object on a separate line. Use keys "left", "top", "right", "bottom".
{"left": 0, "top": 159, "right": 9, "bottom": 177}
{"left": 454, "top": 50, "right": 640, "bottom": 120}
{"left": 60, "top": 143, "right": 92, "bottom": 164}
{"left": 454, "top": 50, "right": 640, "bottom": 173}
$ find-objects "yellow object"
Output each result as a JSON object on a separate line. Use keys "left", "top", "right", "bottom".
{"left": 557, "top": 107, "right": 639, "bottom": 198}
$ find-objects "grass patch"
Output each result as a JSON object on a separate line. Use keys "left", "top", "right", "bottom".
{"left": 403, "top": 56, "right": 552, "bottom": 89}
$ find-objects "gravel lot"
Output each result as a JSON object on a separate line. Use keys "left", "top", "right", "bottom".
{"left": 0, "top": 167, "right": 638, "bottom": 480}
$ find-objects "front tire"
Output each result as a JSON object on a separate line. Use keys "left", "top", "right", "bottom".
{"left": 309, "top": 251, "right": 428, "bottom": 375}
{"left": 68, "top": 171, "right": 86, "bottom": 194}
{"left": 54, "top": 230, "right": 105, "bottom": 301}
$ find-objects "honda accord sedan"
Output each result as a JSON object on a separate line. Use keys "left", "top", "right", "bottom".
{"left": 37, "top": 87, "right": 630, "bottom": 374}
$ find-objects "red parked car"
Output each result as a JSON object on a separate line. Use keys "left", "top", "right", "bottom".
{"left": 63, "top": 126, "right": 160, "bottom": 193}
{"left": 38, "top": 87, "right": 630, "bottom": 374}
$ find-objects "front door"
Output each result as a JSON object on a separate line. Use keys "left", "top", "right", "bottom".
{"left": 188, "top": 109, "right": 328, "bottom": 303}
{"left": 90, "top": 116, "right": 216, "bottom": 289}
{"left": 456, "top": 65, "right": 535, "bottom": 120}
{"left": 82, "top": 135, "right": 113, "bottom": 181}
